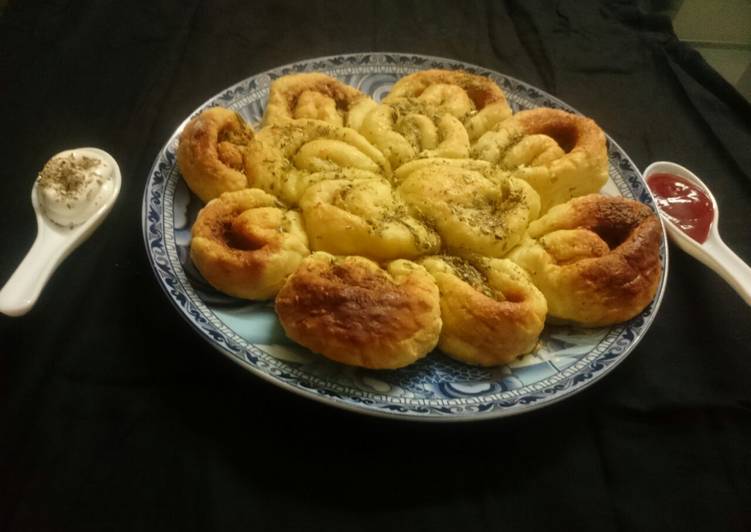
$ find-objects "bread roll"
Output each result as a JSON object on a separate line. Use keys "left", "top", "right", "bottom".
{"left": 177, "top": 107, "right": 254, "bottom": 203}
{"left": 244, "top": 119, "right": 390, "bottom": 205}
{"left": 398, "top": 162, "right": 540, "bottom": 258}
{"left": 300, "top": 178, "right": 440, "bottom": 260}
{"left": 190, "top": 189, "right": 309, "bottom": 299}
{"left": 421, "top": 255, "right": 547, "bottom": 366}
{"left": 384, "top": 69, "right": 513, "bottom": 141}
{"left": 358, "top": 103, "right": 470, "bottom": 169}
{"left": 508, "top": 194, "right": 662, "bottom": 326}
{"left": 473, "top": 108, "right": 608, "bottom": 212}
{"left": 263, "top": 72, "right": 377, "bottom": 129}
{"left": 275, "top": 253, "right": 442, "bottom": 369}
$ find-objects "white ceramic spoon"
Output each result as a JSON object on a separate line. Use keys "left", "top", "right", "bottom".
{"left": 0, "top": 148, "right": 121, "bottom": 317}
{"left": 644, "top": 161, "right": 751, "bottom": 307}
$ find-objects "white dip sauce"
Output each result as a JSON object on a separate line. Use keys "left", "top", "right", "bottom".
{"left": 36, "top": 151, "right": 114, "bottom": 228}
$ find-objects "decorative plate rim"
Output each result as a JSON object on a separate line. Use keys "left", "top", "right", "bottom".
{"left": 141, "top": 52, "right": 669, "bottom": 422}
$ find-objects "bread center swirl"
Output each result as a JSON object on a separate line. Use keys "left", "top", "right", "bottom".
{"left": 300, "top": 178, "right": 441, "bottom": 261}
{"left": 221, "top": 208, "right": 285, "bottom": 252}
{"left": 398, "top": 164, "right": 540, "bottom": 258}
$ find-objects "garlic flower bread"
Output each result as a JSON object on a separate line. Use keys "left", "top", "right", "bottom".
{"left": 177, "top": 68, "right": 663, "bottom": 369}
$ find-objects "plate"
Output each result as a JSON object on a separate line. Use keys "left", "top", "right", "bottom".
{"left": 142, "top": 53, "right": 668, "bottom": 421}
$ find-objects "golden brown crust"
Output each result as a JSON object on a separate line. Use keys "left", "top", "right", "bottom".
{"left": 177, "top": 107, "right": 254, "bottom": 203}
{"left": 180, "top": 71, "right": 665, "bottom": 370}
{"left": 508, "top": 194, "right": 662, "bottom": 326}
{"left": 190, "top": 189, "right": 309, "bottom": 300}
{"left": 421, "top": 256, "right": 547, "bottom": 366}
{"left": 275, "top": 253, "right": 441, "bottom": 369}
{"left": 263, "top": 73, "right": 375, "bottom": 128}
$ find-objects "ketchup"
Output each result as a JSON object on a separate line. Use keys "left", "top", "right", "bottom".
{"left": 647, "top": 173, "right": 714, "bottom": 244}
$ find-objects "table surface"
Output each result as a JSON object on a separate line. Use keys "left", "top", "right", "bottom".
{"left": 1, "top": 1, "right": 750, "bottom": 531}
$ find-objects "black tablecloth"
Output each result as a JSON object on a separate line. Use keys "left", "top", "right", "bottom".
{"left": 2, "top": 1, "right": 750, "bottom": 530}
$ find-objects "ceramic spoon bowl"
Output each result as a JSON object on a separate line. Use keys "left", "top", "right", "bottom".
{"left": 0, "top": 148, "right": 121, "bottom": 317}
{"left": 644, "top": 161, "right": 751, "bottom": 307}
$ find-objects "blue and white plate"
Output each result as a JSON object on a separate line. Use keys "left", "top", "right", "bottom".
{"left": 142, "top": 53, "right": 668, "bottom": 421}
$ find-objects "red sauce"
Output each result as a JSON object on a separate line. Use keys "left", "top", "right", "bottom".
{"left": 647, "top": 172, "right": 714, "bottom": 243}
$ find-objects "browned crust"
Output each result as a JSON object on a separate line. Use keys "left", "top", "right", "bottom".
{"left": 176, "top": 107, "right": 253, "bottom": 203}
{"left": 572, "top": 214, "right": 662, "bottom": 319}
{"left": 513, "top": 108, "right": 605, "bottom": 155}
{"left": 556, "top": 194, "right": 654, "bottom": 246}
{"left": 275, "top": 257, "right": 440, "bottom": 368}
{"left": 536, "top": 195, "right": 662, "bottom": 326}
{"left": 386, "top": 69, "right": 508, "bottom": 109}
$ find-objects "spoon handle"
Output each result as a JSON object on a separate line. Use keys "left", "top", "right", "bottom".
{"left": 0, "top": 227, "right": 73, "bottom": 317}
{"left": 702, "top": 237, "right": 751, "bottom": 307}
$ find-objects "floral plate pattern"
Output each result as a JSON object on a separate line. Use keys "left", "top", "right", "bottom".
{"left": 142, "top": 53, "right": 668, "bottom": 421}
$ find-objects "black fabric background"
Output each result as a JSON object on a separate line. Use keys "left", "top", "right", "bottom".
{"left": 1, "top": 1, "right": 750, "bottom": 530}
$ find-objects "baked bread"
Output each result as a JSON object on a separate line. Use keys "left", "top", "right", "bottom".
{"left": 421, "top": 256, "right": 547, "bottom": 366}
{"left": 383, "top": 69, "right": 513, "bottom": 141}
{"left": 263, "top": 72, "right": 377, "bottom": 129}
{"left": 177, "top": 107, "right": 255, "bottom": 203}
{"left": 275, "top": 253, "right": 442, "bottom": 369}
{"left": 508, "top": 194, "right": 662, "bottom": 326}
{"left": 190, "top": 188, "right": 309, "bottom": 299}
{"left": 182, "top": 70, "right": 664, "bottom": 369}
{"left": 244, "top": 119, "right": 390, "bottom": 205}
{"left": 472, "top": 108, "right": 608, "bottom": 212}
{"left": 358, "top": 103, "right": 470, "bottom": 170}
{"left": 355, "top": 69, "right": 512, "bottom": 170}
{"left": 299, "top": 178, "right": 440, "bottom": 260}
{"left": 397, "top": 161, "right": 540, "bottom": 258}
